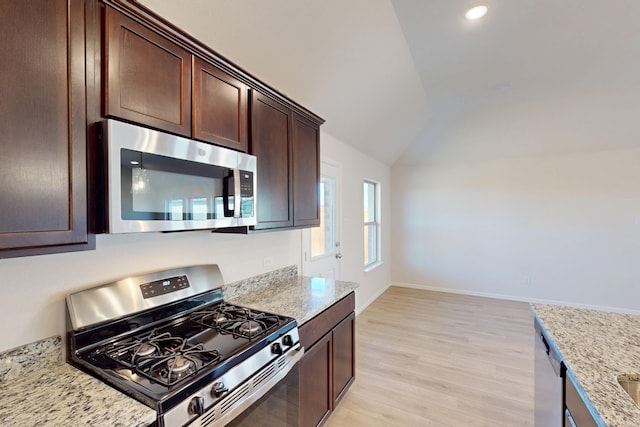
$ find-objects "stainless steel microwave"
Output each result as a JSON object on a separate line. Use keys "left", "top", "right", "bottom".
{"left": 101, "top": 119, "right": 256, "bottom": 233}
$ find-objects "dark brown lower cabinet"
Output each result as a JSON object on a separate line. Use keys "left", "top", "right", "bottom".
{"left": 299, "top": 333, "right": 332, "bottom": 427}
{"left": 299, "top": 293, "right": 355, "bottom": 427}
{"left": 332, "top": 312, "right": 355, "bottom": 406}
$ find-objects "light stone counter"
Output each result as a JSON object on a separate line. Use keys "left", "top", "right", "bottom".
{"left": 532, "top": 304, "right": 640, "bottom": 427}
{"left": 0, "top": 266, "right": 355, "bottom": 427}
{"left": 226, "top": 274, "right": 359, "bottom": 325}
{"left": 0, "top": 335, "right": 156, "bottom": 427}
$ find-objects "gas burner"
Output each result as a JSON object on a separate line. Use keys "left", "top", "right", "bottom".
{"left": 137, "top": 343, "right": 157, "bottom": 357}
{"left": 105, "top": 330, "right": 221, "bottom": 387}
{"left": 150, "top": 354, "right": 198, "bottom": 383}
{"left": 213, "top": 314, "right": 228, "bottom": 325}
{"left": 167, "top": 355, "right": 193, "bottom": 374}
{"left": 142, "top": 344, "right": 220, "bottom": 386}
{"left": 191, "top": 303, "right": 282, "bottom": 339}
{"left": 106, "top": 331, "right": 183, "bottom": 366}
{"left": 239, "top": 320, "right": 263, "bottom": 336}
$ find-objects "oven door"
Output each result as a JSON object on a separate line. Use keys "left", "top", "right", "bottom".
{"left": 224, "top": 362, "right": 299, "bottom": 427}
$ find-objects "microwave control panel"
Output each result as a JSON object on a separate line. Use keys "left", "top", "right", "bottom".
{"left": 239, "top": 171, "right": 254, "bottom": 218}
{"left": 239, "top": 171, "right": 253, "bottom": 196}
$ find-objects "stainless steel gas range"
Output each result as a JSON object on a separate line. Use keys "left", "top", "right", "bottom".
{"left": 66, "top": 265, "right": 303, "bottom": 427}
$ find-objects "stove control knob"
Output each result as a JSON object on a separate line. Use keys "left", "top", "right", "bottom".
{"left": 188, "top": 396, "right": 205, "bottom": 416}
{"left": 211, "top": 381, "right": 228, "bottom": 398}
{"left": 271, "top": 342, "right": 283, "bottom": 356}
{"left": 282, "top": 334, "right": 293, "bottom": 347}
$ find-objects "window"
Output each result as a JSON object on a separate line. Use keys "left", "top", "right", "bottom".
{"left": 364, "top": 180, "right": 380, "bottom": 269}
{"left": 166, "top": 199, "right": 184, "bottom": 221}
{"left": 191, "top": 197, "right": 208, "bottom": 220}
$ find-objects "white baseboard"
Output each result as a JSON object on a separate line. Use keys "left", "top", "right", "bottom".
{"left": 354, "top": 282, "right": 391, "bottom": 316}
{"left": 392, "top": 281, "right": 640, "bottom": 316}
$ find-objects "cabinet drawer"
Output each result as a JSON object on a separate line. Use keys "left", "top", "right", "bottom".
{"left": 299, "top": 292, "right": 355, "bottom": 349}
{"left": 565, "top": 371, "right": 598, "bottom": 427}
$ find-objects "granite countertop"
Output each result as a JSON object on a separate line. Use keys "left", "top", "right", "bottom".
{"left": 0, "top": 337, "right": 155, "bottom": 427}
{"left": 227, "top": 275, "right": 359, "bottom": 325}
{"left": 0, "top": 268, "right": 357, "bottom": 427}
{"left": 0, "top": 363, "right": 156, "bottom": 427}
{"left": 532, "top": 304, "right": 640, "bottom": 427}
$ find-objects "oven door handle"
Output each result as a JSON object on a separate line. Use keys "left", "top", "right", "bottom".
{"left": 202, "top": 345, "right": 304, "bottom": 427}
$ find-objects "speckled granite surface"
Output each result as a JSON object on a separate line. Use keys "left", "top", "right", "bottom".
{"left": 0, "top": 267, "right": 356, "bottom": 427}
{"left": 0, "top": 336, "right": 62, "bottom": 382}
{"left": 532, "top": 304, "right": 640, "bottom": 427}
{"left": 0, "top": 362, "right": 156, "bottom": 427}
{"left": 0, "top": 337, "right": 156, "bottom": 427}
{"left": 223, "top": 265, "right": 298, "bottom": 300}
{"left": 227, "top": 274, "right": 359, "bottom": 325}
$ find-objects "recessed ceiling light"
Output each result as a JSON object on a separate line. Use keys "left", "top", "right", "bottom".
{"left": 465, "top": 5, "right": 488, "bottom": 20}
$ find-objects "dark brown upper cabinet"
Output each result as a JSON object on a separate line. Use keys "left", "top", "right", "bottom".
{"left": 0, "top": 0, "right": 92, "bottom": 257}
{"left": 192, "top": 57, "right": 249, "bottom": 152}
{"left": 104, "top": 7, "right": 192, "bottom": 136}
{"left": 101, "top": 0, "right": 323, "bottom": 232}
{"left": 250, "top": 91, "right": 321, "bottom": 230}
{"left": 251, "top": 92, "right": 294, "bottom": 229}
{"left": 292, "top": 114, "right": 321, "bottom": 227}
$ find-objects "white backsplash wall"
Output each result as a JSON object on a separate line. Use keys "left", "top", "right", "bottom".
{"left": 0, "top": 129, "right": 393, "bottom": 353}
{"left": 391, "top": 148, "right": 640, "bottom": 312}
{"left": 0, "top": 229, "right": 300, "bottom": 352}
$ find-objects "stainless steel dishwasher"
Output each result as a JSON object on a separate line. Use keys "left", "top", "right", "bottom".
{"left": 534, "top": 316, "right": 564, "bottom": 427}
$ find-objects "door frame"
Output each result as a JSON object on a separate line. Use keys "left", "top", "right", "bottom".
{"left": 301, "top": 158, "right": 342, "bottom": 279}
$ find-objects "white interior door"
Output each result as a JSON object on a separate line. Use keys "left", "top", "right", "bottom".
{"left": 302, "top": 161, "right": 341, "bottom": 279}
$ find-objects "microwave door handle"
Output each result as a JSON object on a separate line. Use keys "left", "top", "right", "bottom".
{"left": 233, "top": 168, "right": 241, "bottom": 218}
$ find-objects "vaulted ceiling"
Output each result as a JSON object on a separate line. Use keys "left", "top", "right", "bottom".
{"left": 141, "top": 0, "right": 640, "bottom": 167}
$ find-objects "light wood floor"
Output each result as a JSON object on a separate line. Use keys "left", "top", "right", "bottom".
{"left": 326, "top": 286, "right": 534, "bottom": 427}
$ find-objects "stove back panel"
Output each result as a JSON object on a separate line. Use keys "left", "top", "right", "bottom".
{"left": 67, "top": 264, "right": 224, "bottom": 330}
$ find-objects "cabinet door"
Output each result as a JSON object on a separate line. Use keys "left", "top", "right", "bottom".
{"left": 299, "top": 333, "right": 332, "bottom": 427}
{"left": 192, "top": 57, "right": 248, "bottom": 151}
{"left": 250, "top": 92, "right": 293, "bottom": 229}
{"left": 332, "top": 312, "right": 355, "bottom": 405}
{"left": 292, "top": 114, "right": 320, "bottom": 227}
{"left": 105, "top": 7, "right": 191, "bottom": 136}
{"left": 0, "top": 0, "right": 90, "bottom": 255}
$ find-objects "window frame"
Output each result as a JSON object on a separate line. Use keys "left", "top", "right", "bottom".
{"left": 363, "top": 179, "right": 381, "bottom": 271}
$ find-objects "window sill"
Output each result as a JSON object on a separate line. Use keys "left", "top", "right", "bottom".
{"left": 364, "top": 260, "right": 383, "bottom": 273}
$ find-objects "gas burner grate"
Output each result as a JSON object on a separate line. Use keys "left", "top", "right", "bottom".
{"left": 191, "top": 304, "right": 281, "bottom": 339}
{"left": 105, "top": 329, "right": 221, "bottom": 386}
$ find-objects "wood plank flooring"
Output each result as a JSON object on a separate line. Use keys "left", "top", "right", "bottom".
{"left": 326, "top": 286, "right": 534, "bottom": 427}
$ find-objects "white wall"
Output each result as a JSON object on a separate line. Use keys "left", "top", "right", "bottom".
{"left": 0, "top": 230, "right": 300, "bottom": 352}
{"left": 321, "top": 131, "right": 392, "bottom": 314}
{"left": 139, "top": 0, "right": 428, "bottom": 165}
{"left": 391, "top": 148, "right": 640, "bottom": 312}
{"left": 0, "top": 131, "right": 391, "bottom": 353}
